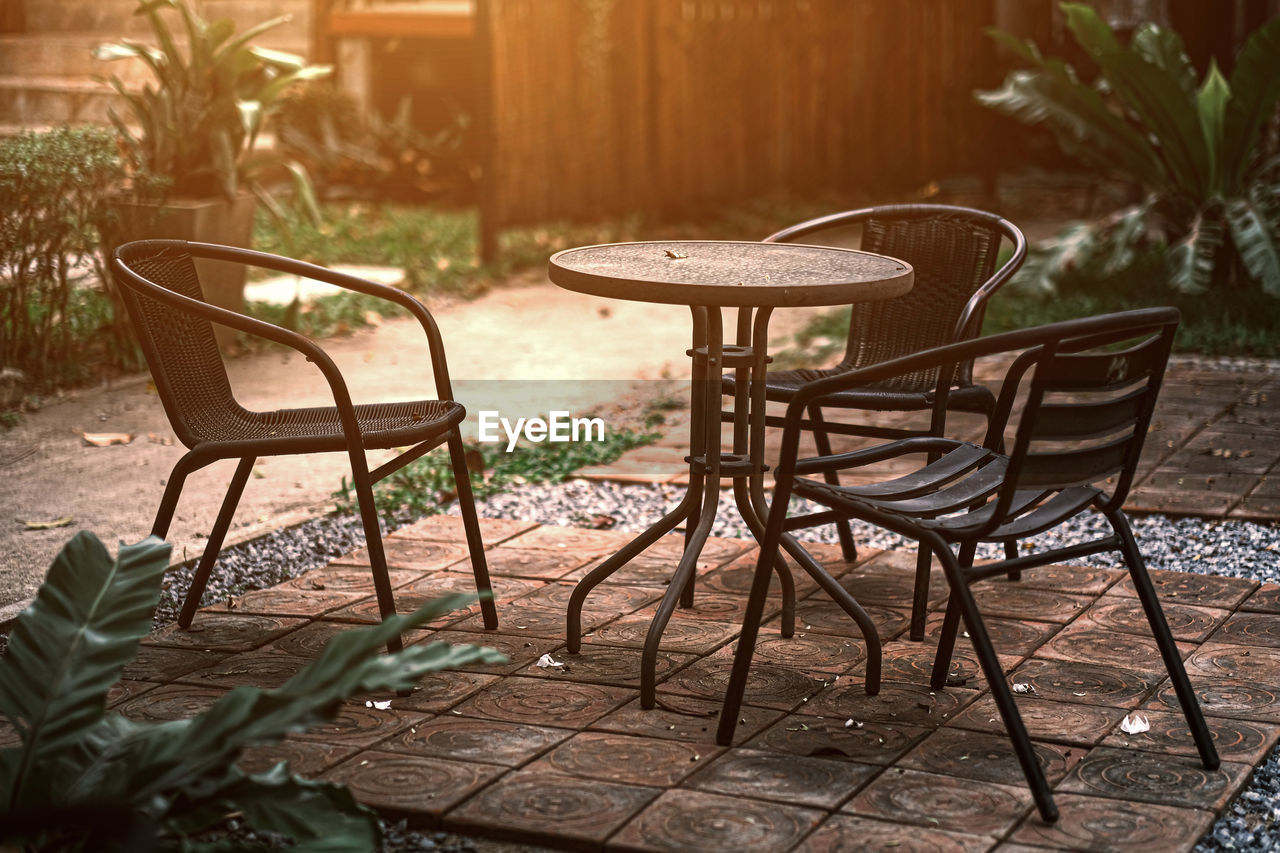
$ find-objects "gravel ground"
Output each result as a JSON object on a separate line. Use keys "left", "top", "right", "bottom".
{"left": 34, "top": 479, "right": 1280, "bottom": 851}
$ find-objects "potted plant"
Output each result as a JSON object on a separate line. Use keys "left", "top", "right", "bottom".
{"left": 94, "top": 0, "right": 331, "bottom": 347}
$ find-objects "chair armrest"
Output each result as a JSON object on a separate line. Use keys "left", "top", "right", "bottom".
{"left": 792, "top": 436, "right": 967, "bottom": 476}
{"left": 771, "top": 308, "right": 1181, "bottom": 482}
{"left": 183, "top": 241, "right": 458, "bottom": 400}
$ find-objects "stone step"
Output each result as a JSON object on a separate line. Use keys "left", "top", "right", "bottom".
{"left": 0, "top": 34, "right": 152, "bottom": 83}
{"left": 0, "top": 75, "right": 120, "bottom": 124}
{"left": 21, "top": 0, "right": 167, "bottom": 36}
{"left": 23, "top": 0, "right": 311, "bottom": 44}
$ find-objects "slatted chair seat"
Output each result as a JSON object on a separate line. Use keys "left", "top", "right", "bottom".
{"left": 113, "top": 239, "right": 497, "bottom": 651}
{"left": 716, "top": 307, "right": 1219, "bottom": 823}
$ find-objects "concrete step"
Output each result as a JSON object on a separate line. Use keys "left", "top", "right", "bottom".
{"left": 0, "top": 34, "right": 152, "bottom": 83}
{"left": 23, "top": 0, "right": 311, "bottom": 46}
{"left": 0, "top": 75, "right": 120, "bottom": 124}
{"left": 21, "top": 0, "right": 162, "bottom": 36}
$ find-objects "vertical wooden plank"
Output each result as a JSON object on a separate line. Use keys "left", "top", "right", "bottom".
{"left": 474, "top": 0, "right": 499, "bottom": 261}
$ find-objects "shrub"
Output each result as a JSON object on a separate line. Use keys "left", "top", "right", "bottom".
{"left": 0, "top": 531, "right": 502, "bottom": 851}
{"left": 979, "top": 3, "right": 1280, "bottom": 297}
{"left": 0, "top": 126, "right": 127, "bottom": 396}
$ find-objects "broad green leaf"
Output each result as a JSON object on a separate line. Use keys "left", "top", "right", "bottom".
{"left": 0, "top": 534, "right": 170, "bottom": 810}
{"left": 1226, "top": 193, "right": 1280, "bottom": 297}
{"left": 92, "top": 42, "right": 151, "bottom": 63}
{"left": 285, "top": 160, "right": 323, "bottom": 227}
{"left": 1063, "top": 4, "right": 1208, "bottom": 199}
{"left": 1131, "top": 22, "right": 1197, "bottom": 98}
{"left": 213, "top": 15, "right": 293, "bottom": 67}
{"left": 1222, "top": 15, "right": 1280, "bottom": 190}
{"left": 1197, "top": 62, "right": 1230, "bottom": 194}
{"left": 123, "top": 595, "right": 502, "bottom": 800}
{"left": 1169, "top": 209, "right": 1224, "bottom": 294}
{"left": 236, "top": 99, "right": 263, "bottom": 141}
{"left": 257, "top": 65, "right": 334, "bottom": 105}
{"left": 976, "top": 64, "right": 1167, "bottom": 189}
{"left": 1098, "top": 199, "right": 1154, "bottom": 275}
{"left": 248, "top": 45, "right": 308, "bottom": 71}
{"left": 984, "top": 27, "right": 1043, "bottom": 65}
{"left": 200, "top": 764, "right": 380, "bottom": 852}
{"left": 210, "top": 128, "right": 237, "bottom": 198}
{"left": 1061, "top": 3, "right": 1121, "bottom": 57}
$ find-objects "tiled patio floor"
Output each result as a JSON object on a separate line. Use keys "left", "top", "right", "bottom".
{"left": 120, "top": 513, "right": 1280, "bottom": 852}
{"left": 577, "top": 360, "right": 1280, "bottom": 522}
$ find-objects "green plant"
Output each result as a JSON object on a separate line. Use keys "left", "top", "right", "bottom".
{"left": 0, "top": 532, "right": 502, "bottom": 851}
{"left": 336, "top": 427, "right": 659, "bottom": 521}
{"left": 0, "top": 126, "right": 129, "bottom": 393}
{"left": 93, "top": 0, "right": 330, "bottom": 223}
{"left": 978, "top": 3, "right": 1280, "bottom": 296}
{"left": 276, "top": 87, "right": 469, "bottom": 202}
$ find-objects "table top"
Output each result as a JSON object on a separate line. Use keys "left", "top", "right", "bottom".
{"left": 548, "top": 240, "right": 913, "bottom": 307}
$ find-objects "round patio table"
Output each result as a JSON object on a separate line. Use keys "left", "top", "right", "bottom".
{"left": 548, "top": 240, "right": 913, "bottom": 706}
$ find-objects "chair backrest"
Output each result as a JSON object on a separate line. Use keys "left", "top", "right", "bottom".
{"left": 113, "top": 240, "right": 242, "bottom": 449}
{"left": 766, "top": 204, "right": 1025, "bottom": 392}
{"left": 989, "top": 309, "right": 1179, "bottom": 517}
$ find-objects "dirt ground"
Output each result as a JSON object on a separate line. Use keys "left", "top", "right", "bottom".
{"left": 0, "top": 267, "right": 830, "bottom": 623}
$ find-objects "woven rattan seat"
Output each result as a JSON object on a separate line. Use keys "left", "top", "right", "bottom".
{"left": 715, "top": 307, "right": 1219, "bottom": 823}
{"left": 113, "top": 239, "right": 497, "bottom": 650}
{"left": 725, "top": 204, "right": 1026, "bottom": 639}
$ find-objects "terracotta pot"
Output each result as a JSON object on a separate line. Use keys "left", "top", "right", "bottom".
{"left": 102, "top": 193, "right": 257, "bottom": 352}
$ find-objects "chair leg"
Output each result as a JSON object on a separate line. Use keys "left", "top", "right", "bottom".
{"left": 909, "top": 545, "right": 932, "bottom": 641}
{"left": 932, "top": 535, "right": 1059, "bottom": 823}
{"left": 1108, "top": 508, "right": 1219, "bottom": 770}
{"left": 448, "top": 433, "right": 498, "bottom": 630}
{"left": 348, "top": 448, "right": 402, "bottom": 655}
{"left": 807, "top": 404, "right": 857, "bottom": 561}
{"left": 178, "top": 456, "right": 254, "bottom": 628}
{"left": 151, "top": 453, "right": 204, "bottom": 539}
{"left": 1005, "top": 540, "right": 1021, "bottom": 581}
{"left": 927, "top": 541, "right": 976, "bottom": 678}
{"left": 716, "top": 529, "right": 782, "bottom": 746}
{"left": 930, "top": 591, "right": 962, "bottom": 689}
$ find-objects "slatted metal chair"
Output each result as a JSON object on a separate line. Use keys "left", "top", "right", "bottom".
{"left": 715, "top": 307, "right": 1219, "bottom": 822}
{"left": 725, "top": 204, "right": 1027, "bottom": 640}
{"left": 112, "top": 239, "right": 497, "bottom": 650}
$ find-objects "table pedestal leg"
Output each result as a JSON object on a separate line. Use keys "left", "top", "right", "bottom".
{"left": 565, "top": 304, "right": 799, "bottom": 707}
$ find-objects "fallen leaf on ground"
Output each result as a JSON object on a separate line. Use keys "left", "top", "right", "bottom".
{"left": 1119, "top": 712, "right": 1150, "bottom": 735}
{"left": 536, "top": 653, "right": 569, "bottom": 672}
{"left": 22, "top": 516, "right": 74, "bottom": 530}
{"left": 82, "top": 432, "right": 134, "bottom": 446}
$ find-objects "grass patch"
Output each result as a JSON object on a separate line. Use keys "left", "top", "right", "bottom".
{"left": 336, "top": 427, "right": 659, "bottom": 521}
{"left": 245, "top": 197, "right": 843, "bottom": 341}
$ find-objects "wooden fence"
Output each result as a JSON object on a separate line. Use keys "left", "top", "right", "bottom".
{"left": 483, "top": 0, "right": 1001, "bottom": 225}
{"left": 317, "top": 0, "right": 1004, "bottom": 235}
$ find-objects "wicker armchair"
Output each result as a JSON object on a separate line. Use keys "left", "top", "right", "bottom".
{"left": 112, "top": 239, "right": 497, "bottom": 651}
{"left": 726, "top": 204, "right": 1026, "bottom": 639}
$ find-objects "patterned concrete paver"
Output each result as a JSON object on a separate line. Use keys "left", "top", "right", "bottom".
{"left": 124, "top": 511, "right": 1280, "bottom": 852}
{"left": 584, "top": 360, "right": 1280, "bottom": 522}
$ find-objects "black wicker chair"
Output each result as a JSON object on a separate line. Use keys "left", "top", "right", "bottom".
{"left": 715, "top": 307, "right": 1219, "bottom": 822}
{"left": 112, "top": 239, "right": 497, "bottom": 650}
{"left": 725, "top": 204, "right": 1026, "bottom": 640}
